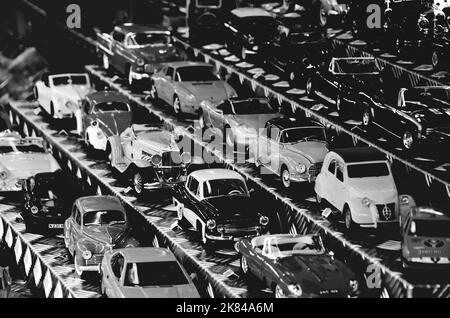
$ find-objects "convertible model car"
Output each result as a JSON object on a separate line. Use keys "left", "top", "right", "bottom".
{"left": 254, "top": 117, "right": 329, "bottom": 188}
{"left": 97, "top": 23, "right": 184, "bottom": 88}
{"left": 0, "top": 131, "right": 61, "bottom": 192}
{"left": 64, "top": 196, "right": 139, "bottom": 279}
{"left": 101, "top": 247, "right": 200, "bottom": 298}
{"left": 400, "top": 206, "right": 450, "bottom": 268}
{"left": 150, "top": 61, "right": 237, "bottom": 116}
{"left": 236, "top": 234, "right": 358, "bottom": 298}
{"left": 109, "top": 124, "right": 191, "bottom": 195}
{"left": 315, "top": 148, "right": 415, "bottom": 231}
{"left": 77, "top": 91, "right": 132, "bottom": 155}
{"left": 172, "top": 169, "right": 270, "bottom": 246}
{"left": 199, "top": 97, "right": 280, "bottom": 150}
{"left": 34, "top": 73, "right": 94, "bottom": 119}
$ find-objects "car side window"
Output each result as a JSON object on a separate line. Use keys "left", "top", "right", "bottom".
{"left": 336, "top": 163, "right": 344, "bottom": 183}
{"left": 111, "top": 253, "right": 125, "bottom": 279}
{"left": 74, "top": 207, "right": 81, "bottom": 225}
{"left": 112, "top": 30, "right": 125, "bottom": 43}
{"left": 83, "top": 100, "right": 90, "bottom": 114}
{"left": 42, "top": 73, "right": 50, "bottom": 87}
{"left": 217, "top": 101, "right": 232, "bottom": 114}
{"left": 188, "top": 177, "right": 199, "bottom": 193}
{"left": 328, "top": 160, "right": 336, "bottom": 174}
{"left": 166, "top": 67, "right": 174, "bottom": 80}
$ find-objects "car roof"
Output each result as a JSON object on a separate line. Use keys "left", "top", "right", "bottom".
{"left": 164, "top": 61, "right": 213, "bottom": 68}
{"left": 86, "top": 91, "right": 129, "bottom": 105}
{"left": 231, "top": 7, "right": 273, "bottom": 18}
{"left": 332, "top": 148, "right": 387, "bottom": 163}
{"left": 115, "top": 23, "right": 170, "bottom": 34}
{"left": 116, "top": 247, "right": 177, "bottom": 263}
{"left": 76, "top": 196, "right": 124, "bottom": 213}
{"left": 267, "top": 117, "right": 323, "bottom": 130}
{"left": 189, "top": 169, "right": 244, "bottom": 182}
{"left": 411, "top": 207, "right": 450, "bottom": 220}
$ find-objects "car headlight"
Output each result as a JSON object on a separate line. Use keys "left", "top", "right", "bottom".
{"left": 91, "top": 120, "right": 98, "bottom": 127}
{"left": 137, "top": 58, "right": 145, "bottom": 66}
{"left": 296, "top": 164, "right": 306, "bottom": 174}
{"left": 418, "top": 16, "right": 429, "bottom": 29}
{"left": 287, "top": 284, "right": 303, "bottom": 297}
{"left": 349, "top": 279, "right": 359, "bottom": 293}
{"left": 0, "top": 171, "right": 7, "bottom": 179}
{"left": 181, "top": 152, "right": 191, "bottom": 164}
{"left": 362, "top": 197, "right": 371, "bottom": 207}
{"left": 82, "top": 250, "right": 92, "bottom": 260}
{"left": 30, "top": 206, "right": 39, "bottom": 215}
{"left": 400, "top": 196, "right": 409, "bottom": 204}
{"left": 206, "top": 219, "right": 216, "bottom": 230}
{"left": 259, "top": 215, "right": 269, "bottom": 226}
{"left": 151, "top": 154, "right": 162, "bottom": 166}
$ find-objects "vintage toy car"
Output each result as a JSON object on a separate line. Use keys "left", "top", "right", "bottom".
{"left": 400, "top": 206, "right": 450, "bottom": 268}
{"left": 315, "top": 148, "right": 415, "bottom": 231}
{"left": 64, "top": 196, "right": 139, "bottom": 279}
{"left": 76, "top": 91, "right": 132, "bottom": 155}
{"left": 100, "top": 247, "right": 200, "bottom": 298}
{"left": 172, "top": 169, "right": 270, "bottom": 246}
{"left": 108, "top": 124, "right": 191, "bottom": 195}
{"left": 235, "top": 234, "right": 358, "bottom": 298}
{"left": 199, "top": 97, "right": 280, "bottom": 150}
{"left": 430, "top": 6, "right": 450, "bottom": 68}
{"left": 21, "top": 171, "right": 77, "bottom": 235}
{"left": 34, "top": 73, "right": 94, "bottom": 119}
{"left": 0, "top": 131, "right": 61, "bottom": 192}
{"left": 96, "top": 23, "right": 185, "bottom": 88}
{"left": 150, "top": 61, "right": 237, "bottom": 116}
{"left": 254, "top": 117, "right": 329, "bottom": 188}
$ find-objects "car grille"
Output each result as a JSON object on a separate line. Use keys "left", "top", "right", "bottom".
{"left": 308, "top": 163, "right": 323, "bottom": 178}
{"left": 220, "top": 224, "right": 260, "bottom": 235}
{"left": 376, "top": 203, "right": 396, "bottom": 221}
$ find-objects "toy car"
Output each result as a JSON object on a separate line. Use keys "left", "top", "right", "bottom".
{"left": 314, "top": 148, "right": 415, "bottom": 231}
{"left": 64, "top": 196, "right": 139, "bottom": 279}
{"left": 430, "top": 6, "right": 450, "bottom": 69}
{"left": 235, "top": 234, "right": 358, "bottom": 298}
{"left": 172, "top": 169, "right": 270, "bottom": 246}
{"left": 100, "top": 247, "right": 200, "bottom": 298}
{"left": 150, "top": 61, "right": 237, "bottom": 116}
{"left": 108, "top": 124, "right": 191, "bottom": 195}
{"left": 0, "top": 131, "right": 61, "bottom": 192}
{"left": 254, "top": 117, "right": 329, "bottom": 188}
{"left": 34, "top": 73, "right": 94, "bottom": 119}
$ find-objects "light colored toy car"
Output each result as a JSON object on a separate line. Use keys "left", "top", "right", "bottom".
{"left": 314, "top": 147, "right": 415, "bottom": 231}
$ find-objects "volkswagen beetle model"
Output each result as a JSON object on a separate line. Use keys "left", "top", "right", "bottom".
{"left": 199, "top": 97, "right": 280, "bottom": 151}
{"left": 172, "top": 169, "right": 270, "bottom": 246}
{"left": 64, "top": 196, "right": 139, "bottom": 279}
{"left": 254, "top": 117, "right": 329, "bottom": 188}
{"left": 235, "top": 234, "right": 358, "bottom": 298}
{"left": 314, "top": 148, "right": 415, "bottom": 231}
{"left": 97, "top": 23, "right": 185, "bottom": 88}
{"left": 77, "top": 91, "right": 132, "bottom": 155}
{"left": 400, "top": 206, "right": 450, "bottom": 268}
{"left": 150, "top": 61, "right": 237, "bottom": 116}
{"left": 100, "top": 247, "right": 200, "bottom": 298}
{"left": 0, "top": 131, "right": 61, "bottom": 192}
{"left": 34, "top": 73, "right": 94, "bottom": 119}
{"left": 108, "top": 124, "right": 191, "bottom": 195}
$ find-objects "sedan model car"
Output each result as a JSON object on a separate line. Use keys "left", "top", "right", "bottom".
{"left": 97, "top": 23, "right": 184, "bottom": 88}
{"left": 34, "top": 73, "right": 94, "bottom": 119}
{"left": 64, "top": 196, "right": 139, "bottom": 279}
{"left": 0, "top": 131, "right": 61, "bottom": 192}
{"left": 109, "top": 124, "right": 191, "bottom": 195}
{"left": 150, "top": 61, "right": 237, "bottom": 116}
{"left": 101, "top": 247, "right": 200, "bottom": 298}
{"left": 254, "top": 117, "right": 329, "bottom": 188}
{"left": 77, "top": 91, "right": 132, "bottom": 155}
{"left": 172, "top": 169, "right": 270, "bottom": 246}
{"left": 400, "top": 206, "right": 450, "bottom": 268}
{"left": 315, "top": 148, "right": 415, "bottom": 231}
{"left": 236, "top": 234, "right": 358, "bottom": 298}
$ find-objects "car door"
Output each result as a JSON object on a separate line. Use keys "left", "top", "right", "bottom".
{"left": 182, "top": 176, "right": 202, "bottom": 228}
{"left": 158, "top": 66, "right": 175, "bottom": 103}
{"left": 247, "top": 245, "right": 267, "bottom": 281}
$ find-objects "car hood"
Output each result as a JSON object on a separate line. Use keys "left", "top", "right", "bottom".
{"left": 337, "top": 74, "right": 383, "bottom": 94}
{"left": 137, "top": 133, "right": 177, "bottom": 154}
{"left": 180, "top": 81, "right": 230, "bottom": 102}
{"left": 405, "top": 104, "right": 450, "bottom": 130}
{"left": 203, "top": 195, "right": 262, "bottom": 223}
{"left": 404, "top": 236, "right": 450, "bottom": 258}
{"left": 90, "top": 112, "right": 132, "bottom": 137}
{"left": 54, "top": 85, "right": 93, "bottom": 102}
{"left": 348, "top": 177, "right": 398, "bottom": 203}
{"left": 83, "top": 224, "right": 128, "bottom": 245}
{"left": 119, "top": 284, "right": 200, "bottom": 298}
{"left": 231, "top": 113, "right": 280, "bottom": 130}
{"left": 132, "top": 45, "right": 181, "bottom": 63}
{"left": 0, "top": 153, "right": 60, "bottom": 179}
{"left": 284, "top": 142, "right": 328, "bottom": 164}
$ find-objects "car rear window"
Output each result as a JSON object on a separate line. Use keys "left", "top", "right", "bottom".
{"left": 347, "top": 162, "right": 390, "bottom": 178}
{"left": 94, "top": 102, "right": 130, "bottom": 112}
{"left": 124, "top": 261, "right": 188, "bottom": 287}
{"left": 176, "top": 66, "right": 218, "bottom": 82}
{"left": 410, "top": 220, "right": 450, "bottom": 238}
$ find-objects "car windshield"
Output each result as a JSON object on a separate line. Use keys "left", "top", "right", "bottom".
{"left": 290, "top": 32, "right": 323, "bottom": 44}
{"left": 0, "top": 144, "right": 45, "bottom": 154}
{"left": 131, "top": 32, "right": 171, "bottom": 46}
{"left": 347, "top": 162, "right": 390, "bottom": 178}
{"left": 93, "top": 102, "right": 130, "bottom": 112}
{"left": 83, "top": 210, "right": 125, "bottom": 226}
{"left": 409, "top": 220, "right": 450, "bottom": 238}
{"left": 124, "top": 261, "right": 188, "bottom": 287}
{"left": 404, "top": 88, "right": 450, "bottom": 108}
{"left": 203, "top": 179, "right": 248, "bottom": 198}
{"left": 259, "top": 236, "right": 325, "bottom": 258}
{"left": 280, "top": 127, "right": 326, "bottom": 143}
{"left": 230, "top": 99, "right": 277, "bottom": 115}
{"left": 52, "top": 75, "right": 88, "bottom": 86}
{"left": 333, "top": 59, "right": 379, "bottom": 74}
{"left": 176, "top": 66, "right": 219, "bottom": 82}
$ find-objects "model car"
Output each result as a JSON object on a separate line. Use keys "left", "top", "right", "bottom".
{"left": 64, "top": 196, "right": 139, "bottom": 279}
{"left": 21, "top": 171, "right": 76, "bottom": 235}
{"left": 172, "top": 169, "right": 270, "bottom": 246}
{"left": 314, "top": 148, "right": 415, "bottom": 231}
{"left": 150, "top": 61, "right": 237, "bottom": 116}
{"left": 199, "top": 97, "right": 280, "bottom": 150}
{"left": 254, "top": 117, "right": 329, "bottom": 188}
{"left": 346, "top": 0, "right": 388, "bottom": 37}
{"left": 77, "top": 91, "right": 132, "bottom": 155}
{"left": 400, "top": 206, "right": 450, "bottom": 268}
{"left": 235, "top": 234, "right": 358, "bottom": 298}
{"left": 0, "top": 131, "right": 61, "bottom": 192}
{"left": 100, "top": 247, "right": 200, "bottom": 298}
{"left": 109, "top": 124, "right": 191, "bottom": 195}
{"left": 96, "top": 23, "right": 184, "bottom": 88}
{"left": 34, "top": 73, "right": 94, "bottom": 119}
{"left": 430, "top": 6, "right": 450, "bottom": 69}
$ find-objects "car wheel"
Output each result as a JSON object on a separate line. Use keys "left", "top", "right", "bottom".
{"left": 344, "top": 206, "right": 356, "bottom": 232}
{"left": 280, "top": 166, "right": 291, "bottom": 189}
{"left": 132, "top": 170, "right": 145, "bottom": 195}
{"left": 149, "top": 81, "right": 158, "bottom": 100}
{"left": 362, "top": 108, "right": 371, "bottom": 127}
{"left": 402, "top": 130, "right": 416, "bottom": 150}
{"left": 305, "top": 77, "right": 315, "bottom": 97}
{"left": 274, "top": 284, "right": 284, "bottom": 298}
{"left": 431, "top": 51, "right": 440, "bottom": 69}
{"left": 173, "top": 96, "right": 182, "bottom": 116}
{"left": 240, "top": 256, "right": 250, "bottom": 275}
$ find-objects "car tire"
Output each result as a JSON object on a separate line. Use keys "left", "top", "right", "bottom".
{"left": 280, "top": 166, "right": 291, "bottom": 189}
{"left": 305, "top": 77, "right": 315, "bottom": 97}
{"left": 126, "top": 65, "right": 137, "bottom": 91}
{"left": 104, "top": 142, "right": 112, "bottom": 161}
{"left": 344, "top": 206, "right": 357, "bottom": 232}
{"left": 149, "top": 80, "right": 158, "bottom": 100}
{"left": 132, "top": 170, "right": 145, "bottom": 195}
{"left": 64, "top": 231, "right": 70, "bottom": 249}
{"left": 402, "top": 130, "right": 416, "bottom": 150}
{"left": 173, "top": 96, "right": 182, "bottom": 116}
{"left": 274, "top": 284, "right": 284, "bottom": 298}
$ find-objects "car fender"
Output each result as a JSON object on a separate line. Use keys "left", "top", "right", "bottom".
{"left": 398, "top": 194, "right": 415, "bottom": 220}
{"left": 314, "top": 173, "right": 325, "bottom": 198}
{"left": 132, "top": 159, "right": 153, "bottom": 169}
{"left": 86, "top": 126, "right": 107, "bottom": 151}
